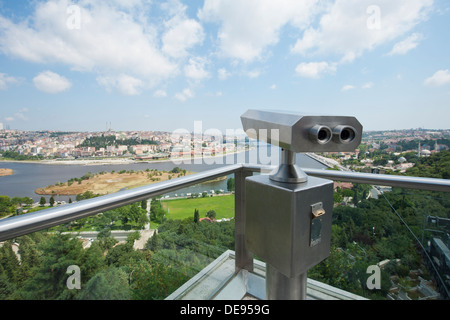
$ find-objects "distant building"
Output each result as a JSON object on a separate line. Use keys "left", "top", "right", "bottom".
{"left": 333, "top": 182, "right": 353, "bottom": 190}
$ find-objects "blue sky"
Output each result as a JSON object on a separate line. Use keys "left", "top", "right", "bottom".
{"left": 0, "top": 0, "right": 449, "bottom": 133}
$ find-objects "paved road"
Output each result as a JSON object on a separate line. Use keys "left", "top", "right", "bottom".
{"left": 72, "top": 230, "right": 135, "bottom": 242}
{"left": 65, "top": 198, "right": 155, "bottom": 248}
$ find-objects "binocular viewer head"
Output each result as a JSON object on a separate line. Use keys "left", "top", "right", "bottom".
{"left": 241, "top": 109, "right": 362, "bottom": 153}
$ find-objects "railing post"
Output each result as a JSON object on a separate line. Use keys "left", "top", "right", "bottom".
{"left": 234, "top": 168, "right": 253, "bottom": 273}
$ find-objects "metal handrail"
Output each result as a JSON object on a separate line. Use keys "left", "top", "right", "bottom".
{"left": 302, "top": 168, "right": 450, "bottom": 193}
{"left": 243, "top": 164, "right": 450, "bottom": 192}
{"left": 0, "top": 162, "right": 449, "bottom": 243}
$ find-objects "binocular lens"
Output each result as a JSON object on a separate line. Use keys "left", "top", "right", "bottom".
{"left": 310, "top": 125, "right": 332, "bottom": 144}
{"left": 318, "top": 129, "right": 330, "bottom": 141}
{"left": 333, "top": 126, "right": 356, "bottom": 144}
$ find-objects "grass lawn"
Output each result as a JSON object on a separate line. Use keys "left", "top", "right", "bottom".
{"left": 162, "top": 194, "right": 235, "bottom": 220}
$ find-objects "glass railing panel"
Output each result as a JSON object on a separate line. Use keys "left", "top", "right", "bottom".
{"left": 309, "top": 183, "right": 450, "bottom": 300}
{"left": 0, "top": 175, "right": 237, "bottom": 300}
{"left": 2, "top": 166, "right": 448, "bottom": 301}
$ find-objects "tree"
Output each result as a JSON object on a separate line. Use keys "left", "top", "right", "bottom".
{"left": 0, "top": 273, "right": 15, "bottom": 299}
{"left": 17, "top": 233, "right": 85, "bottom": 300}
{"left": 49, "top": 196, "right": 55, "bottom": 207}
{"left": 81, "top": 241, "right": 106, "bottom": 281}
{"left": 0, "top": 242, "right": 20, "bottom": 285}
{"left": 170, "top": 167, "right": 181, "bottom": 174}
{"left": 193, "top": 209, "right": 199, "bottom": 223}
{"left": 11, "top": 197, "right": 26, "bottom": 206}
{"left": 129, "top": 259, "right": 188, "bottom": 300}
{"left": 76, "top": 191, "right": 100, "bottom": 201}
{"left": 127, "top": 231, "right": 141, "bottom": 244}
{"left": 227, "top": 177, "right": 235, "bottom": 192}
{"left": 0, "top": 196, "right": 13, "bottom": 217}
{"left": 147, "top": 232, "right": 161, "bottom": 252}
{"left": 105, "top": 242, "right": 145, "bottom": 268}
{"left": 141, "top": 199, "right": 147, "bottom": 211}
{"left": 150, "top": 198, "right": 166, "bottom": 224}
{"left": 39, "top": 197, "right": 46, "bottom": 207}
{"left": 206, "top": 210, "right": 216, "bottom": 220}
{"left": 77, "top": 267, "right": 131, "bottom": 300}
{"left": 16, "top": 233, "right": 45, "bottom": 285}
{"left": 97, "top": 228, "right": 118, "bottom": 251}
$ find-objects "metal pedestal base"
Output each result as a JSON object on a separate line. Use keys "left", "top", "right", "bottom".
{"left": 266, "top": 264, "right": 307, "bottom": 300}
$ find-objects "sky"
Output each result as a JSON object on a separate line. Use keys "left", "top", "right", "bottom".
{"left": 0, "top": 0, "right": 449, "bottom": 133}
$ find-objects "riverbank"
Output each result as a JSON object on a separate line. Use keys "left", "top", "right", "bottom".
{"left": 0, "top": 148, "right": 251, "bottom": 166}
{"left": 1, "top": 158, "right": 138, "bottom": 166}
{"left": 0, "top": 168, "right": 14, "bottom": 177}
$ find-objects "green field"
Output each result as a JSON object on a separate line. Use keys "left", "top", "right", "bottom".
{"left": 162, "top": 194, "right": 235, "bottom": 220}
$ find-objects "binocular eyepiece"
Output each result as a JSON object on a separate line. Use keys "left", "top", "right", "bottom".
{"left": 309, "top": 125, "right": 357, "bottom": 145}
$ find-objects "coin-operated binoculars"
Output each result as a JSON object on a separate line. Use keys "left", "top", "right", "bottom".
{"left": 241, "top": 110, "right": 362, "bottom": 300}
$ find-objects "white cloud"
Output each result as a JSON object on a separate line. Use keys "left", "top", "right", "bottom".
{"left": 198, "top": 0, "right": 318, "bottom": 62}
{"left": 362, "top": 82, "right": 374, "bottom": 89}
{"left": 97, "top": 74, "right": 144, "bottom": 96}
{"left": 341, "top": 82, "right": 373, "bottom": 91}
{"left": 218, "top": 68, "right": 230, "bottom": 80}
{"left": 33, "top": 71, "right": 72, "bottom": 93}
{"left": 153, "top": 89, "right": 167, "bottom": 98}
{"left": 292, "top": 0, "right": 433, "bottom": 63}
{"left": 387, "top": 33, "right": 423, "bottom": 56}
{"left": 0, "top": 0, "right": 179, "bottom": 93}
{"left": 184, "top": 57, "right": 210, "bottom": 81}
{"left": 109, "top": 0, "right": 148, "bottom": 10}
{"left": 270, "top": 84, "right": 277, "bottom": 90}
{"left": 341, "top": 84, "right": 355, "bottom": 91}
{"left": 175, "top": 88, "right": 194, "bottom": 101}
{"left": 246, "top": 70, "right": 261, "bottom": 79}
{"left": 162, "top": 1, "right": 204, "bottom": 59}
{"left": 295, "top": 61, "right": 336, "bottom": 78}
{"left": 424, "top": 70, "right": 450, "bottom": 87}
{"left": 0, "top": 109, "right": 28, "bottom": 122}
{"left": 14, "top": 108, "right": 29, "bottom": 121}
{"left": 0, "top": 72, "right": 19, "bottom": 90}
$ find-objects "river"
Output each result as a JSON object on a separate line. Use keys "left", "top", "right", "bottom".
{"left": 0, "top": 147, "right": 326, "bottom": 202}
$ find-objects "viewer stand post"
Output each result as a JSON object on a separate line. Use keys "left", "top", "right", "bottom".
{"left": 240, "top": 109, "right": 362, "bottom": 300}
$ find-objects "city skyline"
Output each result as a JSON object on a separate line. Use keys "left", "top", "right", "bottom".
{"left": 1, "top": 0, "right": 450, "bottom": 133}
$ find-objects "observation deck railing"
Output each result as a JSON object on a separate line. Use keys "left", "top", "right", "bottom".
{"left": 0, "top": 163, "right": 449, "bottom": 299}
